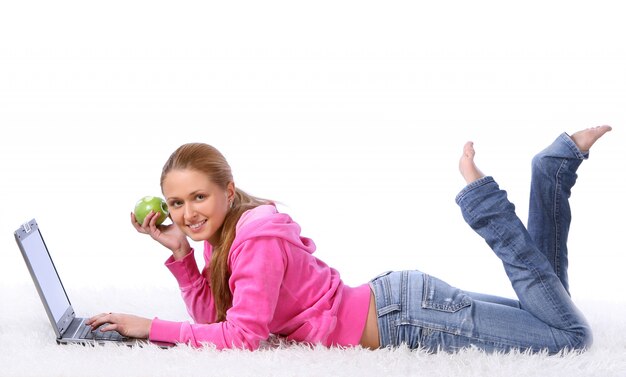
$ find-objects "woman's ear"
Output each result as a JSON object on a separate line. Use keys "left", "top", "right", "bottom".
{"left": 227, "top": 181, "right": 236, "bottom": 202}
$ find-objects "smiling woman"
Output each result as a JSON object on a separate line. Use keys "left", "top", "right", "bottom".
{"left": 88, "top": 142, "right": 375, "bottom": 348}
{"left": 162, "top": 169, "right": 234, "bottom": 245}
{"left": 86, "top": 127, "right": 613, "bottom": 354}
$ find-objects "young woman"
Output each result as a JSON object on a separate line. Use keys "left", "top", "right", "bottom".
{"left": 87, "top": 125, "right": 612, "bottom": 353}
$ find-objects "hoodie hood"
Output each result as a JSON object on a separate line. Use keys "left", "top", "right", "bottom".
{"left": 232, "top": 205, "right": 316, "bottom": 254}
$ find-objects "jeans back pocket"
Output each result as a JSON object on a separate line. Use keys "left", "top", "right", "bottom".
{"left": 421, "top": 274, "right": 472, "bottom": 313}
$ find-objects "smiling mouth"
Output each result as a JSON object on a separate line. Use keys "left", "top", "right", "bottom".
{"left": 188, "top": 220, "right": 207, "bottom": 231}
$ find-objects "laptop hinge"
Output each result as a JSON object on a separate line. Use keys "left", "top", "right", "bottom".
{"left": 62, "top": 317, "right": 84, "bottom": 339}
{"left": 22, "top": 222, "right": 32, "bottom": 233}
{"left": 58, "top": 309, "right": 76, "bottom": 337}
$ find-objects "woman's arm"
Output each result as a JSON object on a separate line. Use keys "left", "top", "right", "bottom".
{"left": 150, "top": 237, "right": 287, "bottom": 349}
{"left": 86, "top": 249, "right": 217, "bottom": 339}
{"left": 165, "top": 249, "right": 217, "bottom": 324}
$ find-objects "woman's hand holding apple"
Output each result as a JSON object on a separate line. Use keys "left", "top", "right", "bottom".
{"left": 130, "top": 211, "right": 191, "bottom": 260}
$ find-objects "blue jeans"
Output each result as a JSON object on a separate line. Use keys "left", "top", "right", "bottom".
{"left": 370, "top": 133, "right": 593, "bottom": 354}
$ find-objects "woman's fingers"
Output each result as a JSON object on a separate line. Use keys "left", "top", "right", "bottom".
{"left": 131, "top": 210, "right": 183, "bottom": 254}
{"left": 130, "top": 213, "right": 147, "bottom": 233}
{"left": 142, "top": 211, "right": 156, "bottom": 227}
{"left": 86, "top": 312, "right": 112, "bottom": 328}
{"left": 85, "top": 312, "right": 151, "bottom": 339}
{"left": 131, "top": 211, "right": 161, "bottom": 234}
{"left": 99, "top": 323, "right": 118, "bottom": 333}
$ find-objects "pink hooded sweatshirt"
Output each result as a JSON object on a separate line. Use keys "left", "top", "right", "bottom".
{"left": 149, "top": 205, "right": 371, "bottom": 350}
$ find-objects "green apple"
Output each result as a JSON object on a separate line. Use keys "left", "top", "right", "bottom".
{"left": 134, "top": 196, "right": 169, "bottom": 225}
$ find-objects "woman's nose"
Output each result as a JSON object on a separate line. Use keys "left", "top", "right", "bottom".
{"left": 184, "top": 203, "right": 196, "bottom": 219}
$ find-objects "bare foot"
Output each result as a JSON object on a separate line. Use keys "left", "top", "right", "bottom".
{"left": 570, "top": 125, "right": 612, "bottom": 153}
{"left": 459, "top": 141, "right": 485, "bottom": 184}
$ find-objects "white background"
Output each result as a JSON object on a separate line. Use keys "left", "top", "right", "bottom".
{"left": 1, "top": 1, "right": 624, "bottom": 304}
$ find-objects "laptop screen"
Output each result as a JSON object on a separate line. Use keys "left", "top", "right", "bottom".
{"left": 18, "top": 226, "right": 71, "bottom": 324}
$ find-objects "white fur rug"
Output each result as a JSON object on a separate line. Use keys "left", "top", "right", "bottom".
{"left": 2, "top": 284, "right": 625, "bottom": 377}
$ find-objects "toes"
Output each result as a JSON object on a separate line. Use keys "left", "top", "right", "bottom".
{"left": 463, "top": 142, "right": 475, "bottom": 158}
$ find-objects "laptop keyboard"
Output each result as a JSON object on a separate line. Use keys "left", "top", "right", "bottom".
{"left": 77, "top": 323, "right": 127, "bottom": 341}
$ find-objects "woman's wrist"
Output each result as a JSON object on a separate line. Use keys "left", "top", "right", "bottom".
{"left": 172, "top": 244, "right": 191, "bottom": 260}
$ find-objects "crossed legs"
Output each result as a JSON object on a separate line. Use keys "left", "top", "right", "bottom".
{"left": 454, "top": 125, "right": 611, "bottom": 352}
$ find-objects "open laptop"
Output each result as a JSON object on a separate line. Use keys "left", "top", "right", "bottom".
{"left": 14, "top": 218, "right": 173, "bottom": 347}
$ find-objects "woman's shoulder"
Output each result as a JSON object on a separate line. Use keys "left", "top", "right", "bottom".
{"left": 234, "top": 204, "right": 303, "bottom": 242}
{"left": 237, "top": 204, "right": 278, "bottom": 230}
{"left": 231, "top": 204, "right": 315, "bottom": 258}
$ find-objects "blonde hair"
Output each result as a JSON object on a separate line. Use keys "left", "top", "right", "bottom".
{"left": 160, "top": 143, "right": 271, "bottom": 322}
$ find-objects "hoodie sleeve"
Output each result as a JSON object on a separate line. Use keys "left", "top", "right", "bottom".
{"left": 149, "top": 237, "right": 287, "bottom": 349}
{"left": 163, "top": 249, "right": 217, "bottom": 324}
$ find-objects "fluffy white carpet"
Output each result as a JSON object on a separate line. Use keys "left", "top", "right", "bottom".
{"left": 2, "top": 284, "right": 625, "bottom": 377}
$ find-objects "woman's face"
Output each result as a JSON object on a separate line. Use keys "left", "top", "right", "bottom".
{"left": 162, "top": 169, "right": 234, "bottom": 244}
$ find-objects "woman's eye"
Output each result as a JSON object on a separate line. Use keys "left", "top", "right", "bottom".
{"left": 196, "top": 194, "right": 206, "bottom": 200}
{"left": 170, "top": 201, "right": 183, "bottom": 208}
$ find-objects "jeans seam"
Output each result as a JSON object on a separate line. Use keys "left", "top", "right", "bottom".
{"left": 419, "top": 325, "right": 545, "bottom": 352}
{"left": 401, "top": 271, "right": 408, "bottom": 324}
{"left": 552, "top": 159, "right": 567, "bottom": 284}
{"left": 382, "top": 274, "right": 394, "bottom": 345}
